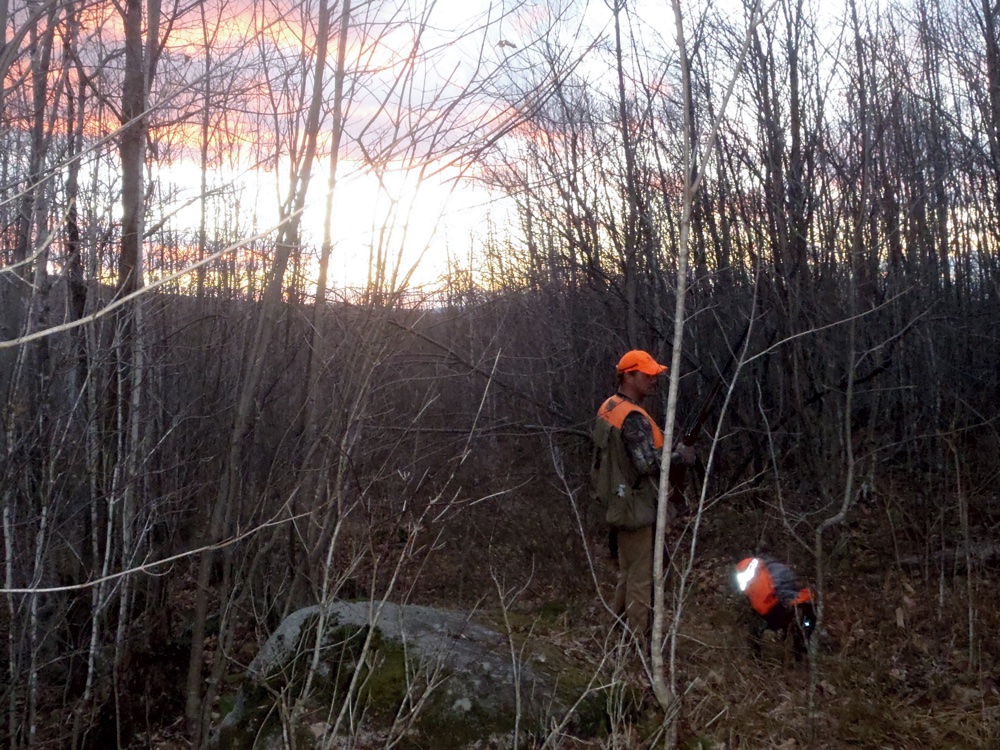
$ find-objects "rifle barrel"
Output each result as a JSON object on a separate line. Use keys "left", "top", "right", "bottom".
{"left": 679, "top": 317, "right": 752, "bottom": 448}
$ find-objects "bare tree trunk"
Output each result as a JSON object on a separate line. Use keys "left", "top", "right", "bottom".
{"left": 978, "top": 0, "right": 1000, "bottom": 224}
{"left": 297, "top": 0, "right": 354, "bottom": 594}
{"left": 12, "top": 6, "right": 53, "bottom": 267}
{"left": 110, "top": 0, "right": 159, "bottom": 737}
{"left": 184, "top": 0, "right": 332, "bottom": 738}
{"left": 1, "top": 10, "right": 57, "bottom": 745}
{"left": 652, "top": 2, "right": 767, "bottom": 741}
{"left": 64, "top": 19, "right": 86, "bottom": 330}
{"left": 118, "top": 0, "right": 147, "bottom": 298}
{"left": 612, "top": 0, "right": 640, "bottom": 346}
{"left": 4, "top": 496, "right": 15, "bottom": 748}
{"left": 808, "top": 286, "right": 858, "bottom": 718}
{"left": 195, "top": 1, "right": 213, "bottom": 302}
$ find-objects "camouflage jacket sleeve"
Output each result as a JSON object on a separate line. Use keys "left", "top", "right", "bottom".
{"left": 621, "top": 411, "right": 660, "bottom": 478}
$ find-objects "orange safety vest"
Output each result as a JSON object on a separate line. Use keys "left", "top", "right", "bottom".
{"left": 736, "top": 557, "right": 812, "bottom": 616}
{"left": 596, "top": 396, "right": 664, "bottom": 449}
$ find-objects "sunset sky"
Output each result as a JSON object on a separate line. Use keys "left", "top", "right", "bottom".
{"left": 154, "top": 153, "right": 506, "bottom": 290}
{"left": 1, "top": 0, "right": 696, "bottom": 292}
{"left": 125, "top": 0, "right": 636, "bottom": 292}
{"left": 139, "top": 0, "right": 599, "bottom": 291}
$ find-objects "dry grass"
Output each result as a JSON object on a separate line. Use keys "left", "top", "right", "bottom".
{"left": 137, "top": 468, "right": 1000, "bottom": 749}
{"left": 474, "top": 488, "right": 1000, "bottom": 749}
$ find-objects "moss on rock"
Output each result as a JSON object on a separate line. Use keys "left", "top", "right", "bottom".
{"left": 212, "top": 601, "right": 612, "bottom": 750}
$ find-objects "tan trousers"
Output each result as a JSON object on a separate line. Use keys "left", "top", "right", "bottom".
{"left": 613, "top": 525, "right": 654, "bottom": 636}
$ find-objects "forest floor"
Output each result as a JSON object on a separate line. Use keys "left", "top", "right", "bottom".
{"left": 143, "top": 480, "right": 1000, "bottom": 749}
{"left": 486, "top": 495, "right": 1000, "bottom": 750}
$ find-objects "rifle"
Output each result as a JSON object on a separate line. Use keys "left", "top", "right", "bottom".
{"left": 667, "top": 318, "right": 752, "bottom": 511}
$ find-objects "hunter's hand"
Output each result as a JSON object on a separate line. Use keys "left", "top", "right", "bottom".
{"left": 673, "top": 443, "right": 697, "bottom": 466}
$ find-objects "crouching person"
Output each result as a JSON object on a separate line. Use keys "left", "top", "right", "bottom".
{"left": 734, "top": 556, "right": 815, "bottom": 660}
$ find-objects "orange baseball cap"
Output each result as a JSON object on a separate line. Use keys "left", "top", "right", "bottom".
{"left": 617, "top": 350, "right": 668, "bottom": 376}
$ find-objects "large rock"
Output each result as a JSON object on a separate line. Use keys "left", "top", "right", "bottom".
{"left": 210, "top": 600, "right": 599, "bottom": 750}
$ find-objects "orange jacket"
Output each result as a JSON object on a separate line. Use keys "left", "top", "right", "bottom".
{"left": 596, "top": 396, "right": 664, "bottom": 449}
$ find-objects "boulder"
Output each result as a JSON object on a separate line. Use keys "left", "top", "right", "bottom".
{"left": 210, "top": 600, "right": 598, "bottom": 750}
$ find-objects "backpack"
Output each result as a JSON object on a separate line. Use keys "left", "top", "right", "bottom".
{"left": 590, "top": 417, "right": 658, "bottom": 530}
